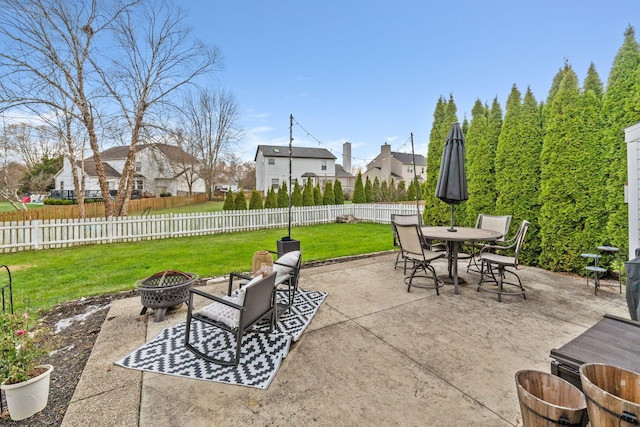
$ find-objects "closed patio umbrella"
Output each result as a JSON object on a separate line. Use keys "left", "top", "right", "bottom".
{"left": 435, "top": 122, "right": 468, "bottom": 232}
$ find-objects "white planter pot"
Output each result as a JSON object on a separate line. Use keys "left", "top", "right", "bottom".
{"left": 1, "top": 364, "right": 53, "bottom": 421}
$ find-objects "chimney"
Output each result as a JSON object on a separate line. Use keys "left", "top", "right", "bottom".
{"left": 343, "top": 142, "right": 351, "bottom": 174}
{"left": 381, "top": 143, "right": 391, "bottom": 156}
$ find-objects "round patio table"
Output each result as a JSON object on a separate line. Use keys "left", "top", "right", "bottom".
{"left": 421, "top": 226, "right": 502, "bottom": 295}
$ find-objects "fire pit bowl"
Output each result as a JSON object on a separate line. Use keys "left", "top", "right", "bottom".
{"left": 135, "top": 270, "right": 199, "bottom": 322}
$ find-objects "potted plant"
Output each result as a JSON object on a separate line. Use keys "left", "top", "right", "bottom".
{"left": 0, "top": 309, "right": 53, "bottom": 421}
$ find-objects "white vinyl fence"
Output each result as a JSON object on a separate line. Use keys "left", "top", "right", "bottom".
{"left": 1, "top": 203, "right": 423, "bottom": 253}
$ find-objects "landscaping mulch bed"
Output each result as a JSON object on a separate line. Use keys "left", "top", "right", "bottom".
{"left": 0, "top": 290, "right": 136, "bottom": 426}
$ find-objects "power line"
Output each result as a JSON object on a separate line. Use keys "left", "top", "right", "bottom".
{"left": 291, "top": 116, "right": 417, "bottom": 166}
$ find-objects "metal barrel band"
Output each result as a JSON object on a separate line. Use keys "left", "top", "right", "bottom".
{"left": 523, "top": 404, "right": 584, "bottom": 426}
{"left": 585, "top": 393, "right": 639, "bottom": 425}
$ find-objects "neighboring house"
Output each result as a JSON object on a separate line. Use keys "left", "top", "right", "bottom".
{"left": 255, "top": 142, "right": 355, "bottom": 194}
{"left": 54, "top": 144, "right": 205, "bottom": 197}
{"left": 363, "top": 143, "right": 426, "bottom": 187}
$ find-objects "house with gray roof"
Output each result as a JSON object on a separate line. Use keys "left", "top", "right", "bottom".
{"left": 255, "top": 142, "right": 355, "bottom": 194}
{"left": 363, "top": 143, "right": 426, "bottom": 187}
{"left": 54, "top": 143, "right": 204, "bottom": 198}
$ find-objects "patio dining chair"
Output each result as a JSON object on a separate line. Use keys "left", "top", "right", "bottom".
{"left": 391, "top": 214, "right": 422, "bottom": 272}
{"left": 467, "top": 214, "right": 512, "bottom": 273}
{"left": 477, "top": 220, "right": 530, "bottom": 302}
{"left": 392, "top": 222, "right": 446, "bottom": 295}
{"left": 184, "top": 272, "right": 277, "bottom": 366}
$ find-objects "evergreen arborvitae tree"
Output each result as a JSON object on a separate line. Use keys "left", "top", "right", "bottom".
{"left": 277, "top": 181, "right": 289, "bottom": 208}
{"left": 579, "top": 63, "right": 608, "bottom": 264}
{"left": 602, "top": 26, "right": 640, "bottom": 255}
{"left": 495, "top": 85, "right": 543, "bottom": 264}
{"left": 468, "top": 97, "right": 502, "bottom": 224}
{"left": 334, "top": 179, "right": 345, "bottom": 204}
{"left": 264, "top": 186, "right": 277, "bottom": 208}
{"left": 397, "top": 180, "right": 407, "bottom": 201}
{"left": 222, "top": 190, "right": 235, "bottom": 210}
{"left": 249, "top": 190, "right": 263, "bottom": 209}
{"left": 372, "top": 176, "right": 382, "bottom": 202}
{"left": 313, "top": 183, "right": 323, "bottom": 206}
{"left": 388, "top": 178, "right": 397, "bottom": 202}
{"left": 234, "top": 191, "right": 247, "bottom": 210}
{"left": 407, "top": 179, "right": 416, "bottom": 202}
{"left": 423, "top": 95, "right": 458, "bottom": 225}
{"left": 364, "top": 177, "right": 374, "bottom": 202}
{"left": 539, "top": 64, "right": 592, "bottom": 271}
{"left": 463, "top": 100, "right": 489, "bottom": 226}
{"left": 323, "top": 181, "right": 335, "bottom": 205}
{"left": 302, "top": 177, "right": 314, "bottom": 206}
{"left": 380, "top": 180, "right": 389, "bottom": 202}
{"left": 291, "top": 179, "right": 303, "bottom": 206}
{"left": 352, "top": 171, "right": 365, "bottom": 203}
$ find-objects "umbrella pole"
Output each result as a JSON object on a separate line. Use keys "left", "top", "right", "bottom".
{"left": 448, "top": 204, "right": 457, "bottom": 232}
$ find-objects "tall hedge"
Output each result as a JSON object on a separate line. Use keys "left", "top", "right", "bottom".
{"left": 463, "top": 99, "right": 489, "bottom": 226}
{"left": 313, "top": 183, "right": 322, "bottom": 206}
{"left": 539, "top": 65, "right": 592, "bottom": 271}
{"left": 423, "top": 95, "right": 458, "bottom": 225}
{"left": 222, "top": 190, "right": 235, "bottom": 210}
{"left": 264, "top": 186, "right": 277, "bottom": 208}
{"left": 603, "top": 26, "right": 640, "bottom": 255}
{"left": 495, "top": 86, "right": 543, "bottom": 264}
{"left": 234, "top": 191, "right": 247, "bottom": 210}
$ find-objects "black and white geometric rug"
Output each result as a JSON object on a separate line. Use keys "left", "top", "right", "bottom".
{"left": 114, "top": 289, "right": 327, "bottom": 389}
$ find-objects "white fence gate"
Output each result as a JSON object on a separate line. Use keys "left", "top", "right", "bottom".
{"left": 0, "top": 204, "right": 423, "bottom": 253}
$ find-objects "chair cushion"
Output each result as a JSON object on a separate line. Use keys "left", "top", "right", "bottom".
{"left": 272, "top": 251, "right": 301, "bottom": 275}
{"left": 197, "top": 275, "right": 263, "bottom": 328}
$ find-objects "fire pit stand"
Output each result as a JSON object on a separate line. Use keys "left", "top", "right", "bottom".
{"left": 135, "top": 270, "right": 199, "bottom": 322}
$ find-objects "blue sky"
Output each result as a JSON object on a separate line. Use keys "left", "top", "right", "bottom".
{"left": 183, "top": 1, "right": 638, "bottom": 171}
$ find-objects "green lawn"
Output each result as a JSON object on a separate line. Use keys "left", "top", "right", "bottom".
{"left": 1, "top": 222, "right": 394, "bottom": 310}
{"left": 150, "top": 200, "right": 225, "bottom": 215}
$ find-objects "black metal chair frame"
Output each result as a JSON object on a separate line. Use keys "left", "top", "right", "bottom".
{"left": 393, "top": 222, "right": 446, "bottom": 295}
{"left": 184, "top": 272, "right": 277, "bottom": 366}
{"left": 466, "top": 214, "right": 512, "bottom": 274}
{"left": 268, "top": 250, "right": 302, "bottom": 318}
{"left": 477, "top": 220, "right": 530, "bottom": 302}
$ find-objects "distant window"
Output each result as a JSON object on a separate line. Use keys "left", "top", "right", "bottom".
{"left": 135, "top": 179, "right": 144, "bottom": 190}
{"left": 60, "top": 181, "right": 64, "bottom": 190}
{"left": 271, "top": 178, "right": 279, "bottom": 189}
{"left": 135, "top": 161, "right": 141, "bottom": 172}
{"left": 407, "top": 166, "right": 413, "bottom": 173}
{"left": 321, "top": 160, "right": 327, "bottom": 171}
{"left": 268, "top": 158, "right": 275, "bottom": 165}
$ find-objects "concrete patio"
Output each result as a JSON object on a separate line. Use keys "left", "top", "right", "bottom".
{"left": 61, "top": 252, "right": 630, "bottom": 426}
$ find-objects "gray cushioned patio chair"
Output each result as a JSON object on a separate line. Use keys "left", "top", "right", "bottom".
{"left": 477, "top": 220, "right": 530, "bottom": 302}
{"left": 184, "top": 272, "right": 277, "bottom": 366}
{"left": 467, "top": 214, "right": 512, "bottom": 273}
{"left": 393, "top": 221, "right": 446, "bottom": 295}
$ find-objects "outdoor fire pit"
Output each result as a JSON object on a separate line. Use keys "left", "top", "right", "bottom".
{"left": 135, "top": 270, "right": 199, "bottom": 322}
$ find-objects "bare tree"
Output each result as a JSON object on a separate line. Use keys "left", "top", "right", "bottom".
{"left": 181, "top": 88, "right": 241, "bottom": 200}
{"left": 97, "top": 1, "right": 220, "bottom": 215}
{"left": 3, "top": 123, "right": 63, "bottom": 169}
{"left": 168, "top": 128, "right": 203, "bottom": 195}
{"left": 0, "top": 0, "right": 138, "bottom": 216}
{"left": 0, "top": 0, "right": 220, "bottom": 216}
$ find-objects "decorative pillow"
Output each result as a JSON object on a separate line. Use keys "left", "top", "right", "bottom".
{"left": 197, "top": 275, "right": 263, "bottom": 328}
{"left": 272, "top": 251, "right": 301, "bottom": 275}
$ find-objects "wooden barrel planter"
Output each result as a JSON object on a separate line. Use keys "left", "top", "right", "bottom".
{"left": 579, "top": 363, "right": 640, "bottom": 426}
{"left": 515, "top": 370, "right": 588, "bottom": 427}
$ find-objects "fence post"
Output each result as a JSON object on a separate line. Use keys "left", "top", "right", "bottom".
{"left": 32, "top": 220, "right": 41, "bottom": 250}
{"left": 107, "top": 216, "right": 113, "bottom": 243}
